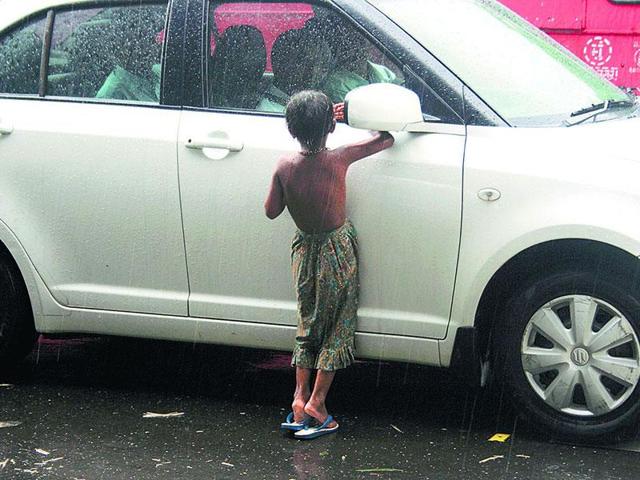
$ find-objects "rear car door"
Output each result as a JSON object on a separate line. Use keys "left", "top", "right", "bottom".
{"left": 0, "top": 1, "right": 188, "bottom": 315}
{"left": 177, "top": 0, "right": 466, "bottom": 339}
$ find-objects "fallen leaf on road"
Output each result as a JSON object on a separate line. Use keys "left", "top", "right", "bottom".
{"left": 143, "top": 412, "right": 184, "bottom": 418}
{"left": 488, "top": 433, "right": 511, "bottom": 442}
{"left": 479, "top": 455, "right": 504, "bottom": 464}
{"left": 0, "top": 421, "right": 21, "bottom": 428}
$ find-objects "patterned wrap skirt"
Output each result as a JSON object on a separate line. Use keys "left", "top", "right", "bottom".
{"left": 290, "top": 220, "right": 359, "bottom": 371}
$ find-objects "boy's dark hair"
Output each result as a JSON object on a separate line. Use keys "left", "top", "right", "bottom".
{"left": 285, "top": 90, "right": 334, "bottom": 152}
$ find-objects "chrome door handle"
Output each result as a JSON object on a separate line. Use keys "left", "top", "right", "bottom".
{"left": 186, "top": 137, "right": 244, "bottom": 152}
{"left": 0, "top": 122, "right": 13, "bottom": 135}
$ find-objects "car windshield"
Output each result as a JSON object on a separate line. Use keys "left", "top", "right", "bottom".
{"left": 367, "top": 0, "right": 633, "bottom": 126}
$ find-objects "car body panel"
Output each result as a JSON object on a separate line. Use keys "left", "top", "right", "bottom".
{"left": 441, "top": 116, "right": 640, "bottom": 365}
{"left": 177, "top": 110, "right": 464, "bottom": 339}
{"left": 0, "top": 99, "right": 189, "bottom": 315}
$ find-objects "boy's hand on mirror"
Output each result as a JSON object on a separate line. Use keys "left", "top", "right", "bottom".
{"left": 368, "top": 130, "right": 394, "bottom": 141}
{"left": 333, "top": 103, "right": 345, "bottom": 122}
{"left": 380, "top": 131, "right": 395, "bottom": 148}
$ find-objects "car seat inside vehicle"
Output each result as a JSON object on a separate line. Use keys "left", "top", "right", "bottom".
{"left": 48, "top": 18, "right": 116, "bottom": 98}
{"left": 209, "top": 25, "right": 267, "bottom": 110}
{"left": 94, "top": 6, "right": 164, "bottom": 103}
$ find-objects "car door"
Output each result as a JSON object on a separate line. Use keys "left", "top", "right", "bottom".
{"left": 0, "top": 1, "right": 189, "bottom": 315}
{"left": 177, "top": 0, "right": 466, "bottom": 339}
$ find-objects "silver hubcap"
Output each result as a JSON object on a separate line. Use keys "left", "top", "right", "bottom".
{"left": 521, "top": 295, "right": 640, "bottom": 417}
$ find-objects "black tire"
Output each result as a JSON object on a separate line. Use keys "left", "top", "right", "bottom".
{"left": 0, "top": 249, "right": 36, "bottom": 363}
{"left": 495, "top": 268, "right": 640, "bottom": 441}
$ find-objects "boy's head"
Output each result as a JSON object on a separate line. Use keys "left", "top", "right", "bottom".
{"left": 285, "top": 90, "right": 335, "bottom": 152}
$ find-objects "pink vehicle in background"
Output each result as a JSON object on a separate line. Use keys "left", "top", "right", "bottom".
{"left": 500, "top": 0, "right": 640, "bottom": 93}
{"left": 211, "top": 2, "right": 314, "bottom": 70}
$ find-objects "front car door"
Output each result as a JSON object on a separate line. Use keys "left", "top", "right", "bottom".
{"left": 0, "top": 1, "right": 188, "bottom": 315}
{"left": 177, "top": 0, "right": 466, "bottom": 346}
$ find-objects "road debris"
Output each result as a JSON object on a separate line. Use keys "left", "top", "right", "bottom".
{"left": 0, "top": 421, "right": 22, "bottom": 428}
{"left": 221, "top": 462, "right": 235, "bottom": 467}
{"left": 35, "top": 449, "right": 50, "bottom": 456}
{"left": 15, "top": 468, "right": 38, "bottom": 474}
{"left": 355, "top": 468, "right": 404, "bottom": 473}
{"left": 34, "top": 457, "right": 64, "bottom": 466}
{"left": 516, "top": 454, "right": 531, "bottom": 459}
{"left": 0, "top": 459, "right": 15, "bottom": 470}
{"left": 488, "top": 433, "right": 511, "bottom": 442}
{"left": 143, "top": 412, "right": 184, "bottom": 418}
{"left": 390, "top": 424, "right": 404, "bottom": 434}
{"left": 155, "top": 461, "right": 171, "bottom": 468}
{"left": 0, "top": 384, "right": 14, "bottom": 388}
{"left": 479, "top": 455, "right": 504, "bottom": 464}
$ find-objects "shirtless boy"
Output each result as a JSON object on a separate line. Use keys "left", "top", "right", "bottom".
{"left": 264, "top": 90, "right": 394, "bottom": 439}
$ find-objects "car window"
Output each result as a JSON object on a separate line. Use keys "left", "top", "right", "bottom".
{"left": 206, "top": 2, "right": 405, "bottom": 114}
{"left": 0, "top": 16, "right": 46, "bottom": 95}
{"left": 370, "top": 0, "right": 630, "bottom": 126}
{"left": 47, "top": 4, "right": 168, "bottom": 103}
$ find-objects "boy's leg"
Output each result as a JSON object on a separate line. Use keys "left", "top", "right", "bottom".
{"left": 293, "top": 367, "right": 312, "bottom": 422}
{"left": 304, "top": 370, "right": 338, "bottom": 428}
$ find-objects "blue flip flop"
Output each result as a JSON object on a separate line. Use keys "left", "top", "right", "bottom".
{"left": 280, "top": 412, "right": 308, "bottom": 431}
{"left": 294, "top": 415, "right": 339, "bottom": 440}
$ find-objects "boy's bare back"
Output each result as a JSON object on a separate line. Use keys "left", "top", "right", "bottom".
{"left": 265, "top": 132, "right": 394, "bottom": 233}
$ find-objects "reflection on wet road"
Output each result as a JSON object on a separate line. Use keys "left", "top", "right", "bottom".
{"left": 1, "top": 336, "right": 639, "bottom": 479}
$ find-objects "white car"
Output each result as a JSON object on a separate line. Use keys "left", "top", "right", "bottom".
{"left": 1, "top": 0, "right": 639, "bottom": 440}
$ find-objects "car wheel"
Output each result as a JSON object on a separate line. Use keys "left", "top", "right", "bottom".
{"left": 497, "top": 269, "right": 640, "bottom": 440}
{"left": 0, "top": 250, "right": 36, "bottom": 363}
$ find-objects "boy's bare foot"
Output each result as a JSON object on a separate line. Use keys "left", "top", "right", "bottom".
{"left": 304, "top": 400, "right": 338, "bottom": 428}
{"left": 292, "top": 395, "right": 309, "bottom": 423}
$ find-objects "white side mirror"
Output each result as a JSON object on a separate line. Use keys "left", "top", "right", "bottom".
{"left": 344, "top": 83, "right": 423, "bottom": 131}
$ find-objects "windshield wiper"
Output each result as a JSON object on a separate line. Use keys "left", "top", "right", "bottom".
{"left": 565, "top": 99, "right": 636, "bottom": 126}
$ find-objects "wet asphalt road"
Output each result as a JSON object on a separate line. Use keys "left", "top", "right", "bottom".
{"left": 1, "top": 336, "right": 640, "bottom": 480}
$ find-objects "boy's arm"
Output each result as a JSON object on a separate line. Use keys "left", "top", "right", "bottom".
{"left": 339, "top": 131, "right": 394, "bottom": 165}
{"left": 264, "top": 170, "right": 286, "bottom": 219}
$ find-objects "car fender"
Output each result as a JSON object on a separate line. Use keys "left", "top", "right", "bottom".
{"left": 0, "top": 218, "right": 68, "bottom": 332}
{"left": 442, "top": 224, "right": 640, "bottom": 367}
{"left": 441, "top": 122, "right": 640, "bottom": 367}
